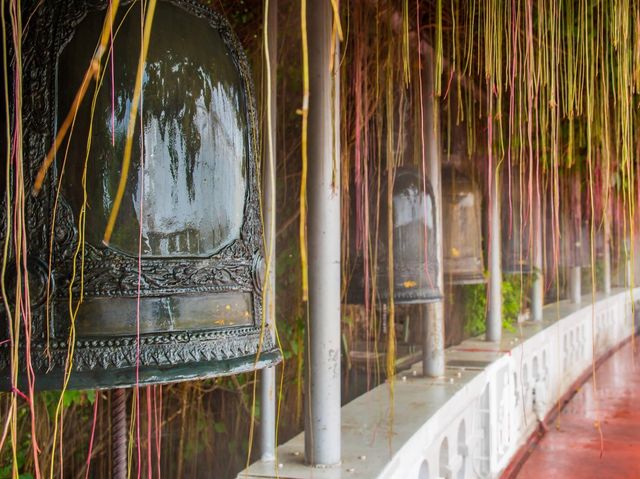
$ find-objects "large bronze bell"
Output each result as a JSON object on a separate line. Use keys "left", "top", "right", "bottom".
{"left": 502, "top": 179, "right": 532, "bottom": 274}
{"left": 549, "top": 177, "right": 589, "bottom": 271}
{"left": 442, "top": 166, "right": 485, "bottom": 284}
{"left": 561, "top": 216, "right": 590, "bottom": 269}
{"left": 387, "top": 167, "right": 442, "bottom": 303}
{"left": 578, "top": 219, "right": 607, "bottom": 265}
{"left": 348, "top": 167, "right": 442, "bottom": 305}
{"left": 0, "top": 0, "right": 279, "bottom": 389}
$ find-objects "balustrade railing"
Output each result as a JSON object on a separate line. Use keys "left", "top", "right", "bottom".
{"left": 240, "top": 288, "right": 639, "bottom": 479}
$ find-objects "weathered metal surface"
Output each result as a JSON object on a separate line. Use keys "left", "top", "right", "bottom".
{"left": 501, "top": 179, "right": 532, "bottom": 275}
{"left": 348, "top": 167, "right": 442, "bottom": 306}
{"left": 442, "top": 167, "right": 485, "bottom": 285}
{"left": 386, "top": 168, "right": 442, "bottom": 304}
{"left": 0, "top": 0, "right": 280, "bottom": 390}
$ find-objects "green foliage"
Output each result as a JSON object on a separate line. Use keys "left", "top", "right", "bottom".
{"left": 0, "top": 389, "right": 97, "bottom": 478}
{"left": 582, "top": 261, "right": 603, "bottom": 292}
{"left": 0, "top": 436, "right": 33, "bottom": 479}
{"left": 39, "top": 389, "right": 95, "bottom": 419}
{"left": 502, "top": 275, "right": 525, "bottom": 332}
{"left": 462, "top": 283, "right": 487, "bottom": 337}
{"left": 213, "top": 421, "right": 227, "bottom": 434}
{"left": 462, "top": 275, "right": 525, "bottom": 336}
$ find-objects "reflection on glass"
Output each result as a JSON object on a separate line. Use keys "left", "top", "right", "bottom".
{"left": 59, "top": 2, "right": 247, "bottom": 257}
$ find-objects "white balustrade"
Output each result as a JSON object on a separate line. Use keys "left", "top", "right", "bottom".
{"left": 239, "top": 288, "right": 639, "bottom": 479}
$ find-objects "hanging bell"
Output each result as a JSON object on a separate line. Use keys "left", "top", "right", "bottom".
{"left": 348, "top": 167, "right": 442, "bottom": 305}
{"left": 0, "top": 0, "right": 280, "bottom": 390}
{"left": 501, "top": 178, "right": 532, "bottom": 274}
{"left": 548, "top": 172, "right": 588, "bottom": 272}
{"left": 580, "top": 219, "right": 608, "bottom": 265}
{"left": 561, "top": 216, "right": 590, "bottom": 269}
{"left": 442, "top": 166, "right": 485, "bottom": 284}
{"left": 386, "top": 167, "right": 442, "bottom": 303}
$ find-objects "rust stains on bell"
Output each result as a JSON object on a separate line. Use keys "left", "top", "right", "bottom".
{"left": 0, "top": 0, "right": 280, "bottom": 390}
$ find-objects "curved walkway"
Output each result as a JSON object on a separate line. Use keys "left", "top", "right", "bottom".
{"left": 516, "top": 338, "right": 640, "bottom": 479}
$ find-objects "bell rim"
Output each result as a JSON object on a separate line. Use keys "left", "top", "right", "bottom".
{"left": 0, "top": 348, "right": 281, "bottom": 391}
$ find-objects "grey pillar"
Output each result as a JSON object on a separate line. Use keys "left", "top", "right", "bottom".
{"left": 304, "top": 0, "right": 341, "bottom": 466}
{"left": 260, "top": 0, "right": 277, "bottom": 462}
{"left": 260, "top": 367, "right": 276, "bottom": 461}
{"left": 603, "top": 215, "right": 612, "bottom": 295}
{"left": 486, "top": 160, "right": 502, "bottom": 341}
{"left": 569, "top": 266, "right": 581, "bottom": 304}
{"left": 531, "top": 190, "right": 544, "bottom": 321}
{"left": 569, "top": 170, "right": 582, "bottom": 305}
{"left": 421, "top": 48, "right": 445, "bottom": 377}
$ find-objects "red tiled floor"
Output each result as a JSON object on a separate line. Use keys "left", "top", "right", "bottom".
{"left": 517, "top": 339, "right": 640, "bottom": 479}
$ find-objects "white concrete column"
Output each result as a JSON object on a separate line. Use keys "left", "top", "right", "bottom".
{"left": 486, "top": 159, "right": 502, "bottom": 341}
{"left": 531, "top": 187, "right": 544, "bottom": 321}
{"left": 603, "top": 213, "right": 612, "bottom": 295}
{"left": 569, "top": 266, "right": 581, "bottom": 304}
{"left": 304, "top": 0, "right": 341, "bottom": 466}
{"left": 422, "top": 48, "right": 445, "bottom": 377}
{"left": 568, "top": 170, "right": 582, "bottom": 305}
{"left": 260, "top": 0, "right": 277, "bottom": 461}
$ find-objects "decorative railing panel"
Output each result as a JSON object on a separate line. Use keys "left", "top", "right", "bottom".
{"left": 240, "top": 288, "right": 639, "bottom": 479}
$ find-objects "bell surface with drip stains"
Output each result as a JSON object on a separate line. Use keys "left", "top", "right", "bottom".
{"left": 558, "top": 215, "right": 590, "bottom": 270}
{"left": 0, "top": 0, "right": 280, "bottom": 390}
{"left": 575, "top": 219, "right": 604, "bottom": 266}
{"left": 348, "top": 167, "right": 442, "bottom": 305}
{"left": 442, "top": 166, "right": 485, "bottom": 284}
{"left": 502, "top": 178, "right": 532, "bottom": 274}
{"left": 551, "top": 183, "right": 593, "bottom": 274}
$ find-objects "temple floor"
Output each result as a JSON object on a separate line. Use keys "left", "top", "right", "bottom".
{"left": 516, "top": 338, "right": 640, "bottom": 478}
